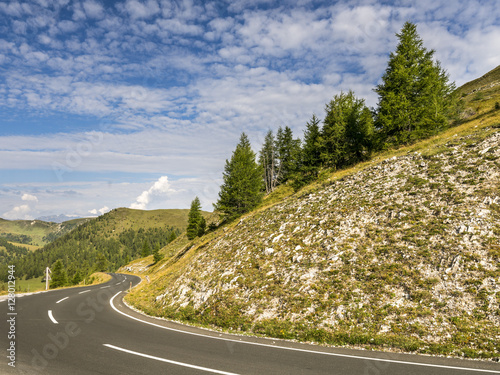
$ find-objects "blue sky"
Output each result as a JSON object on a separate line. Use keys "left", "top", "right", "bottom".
{"left": 1, "top": 0, "right": 499, "bottom": 219}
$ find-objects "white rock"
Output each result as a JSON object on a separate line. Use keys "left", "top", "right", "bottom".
{"left": 264, "top": 247, "right": 275, "bottom": 256}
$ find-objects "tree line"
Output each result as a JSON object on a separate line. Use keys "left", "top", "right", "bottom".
{"left": 211, "top": 22, "right": 460, "bottom": 224}
{"left": 11, "top": 218, "right": 179, "bottom": 288}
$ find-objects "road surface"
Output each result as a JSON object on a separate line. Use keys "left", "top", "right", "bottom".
{"left": 1, "top": 273, "right": 499, "bottom": 374}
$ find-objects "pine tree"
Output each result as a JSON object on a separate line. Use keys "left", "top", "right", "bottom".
{"left": 301, "top": 114, "right": 322, "bottom": 179}
{"left": 259, "top": 130, "right": 278, "bottom": 194}
{"left": 168, "top": 231, "right": 177, "bottom": 243}
{"left": 72, "top": 271, "right": 83, "bottom": 285}
{"left": 187, "top": 197, "right": 203, "bottom": 240}
{"left": 214, "top": 133, "right": 264, "bottom": 222}
{"left": 198, "top": 216, "right": 206, "bottom": 237}
{"left": 344, "top": 96, "right": 374, "bottom": 164}
{"left": 375, "top": 21, "right": 456, "bottom": 146}
{"left": 50, "top": 260, "right": 67, "bottom": 288}
{"left": 321, "top": 91, "right": 374, "bottom": 169}
{"left": 95, "top": 252, "right": 108, "bottom": 272}
{"left": 141, "top": 240, "right": 151, "bottom": 257}
{"left": 153, "top": 243, "right": 163, "bottom": 264}
{"left": 275, "top": 126, "right": 301, "bottom": 184}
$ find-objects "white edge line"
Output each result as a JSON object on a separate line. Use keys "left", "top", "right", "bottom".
{"left": 78, "top": 289, "right": 91, "bottom": 294}
{"left": 104, "top": 344, "right": 239, "bottom": 375}
{"left": 56, "top": 296, "right": 69, "bottom": 304}
{"left": 109, "top": 292, "right": 500, "bottom": 374}
{"left": 48, "top": 310, "right": 58, "bottom": 324}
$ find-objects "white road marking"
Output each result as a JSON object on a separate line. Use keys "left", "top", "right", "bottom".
{"left": 115, "top": 282, "right": 121, "bottom": 285}
{"left": 104, "top": 344, "right": 240, "bottom": 375}
{"left": 110, "top": 292, "right": 500, "bottom": 374}
{"left": 56, "top": 297, "right": 69, "bottom": 304}
{"left": 78, "top": 289, "right": 91, "bottom": 294}
{"left": 100, "top": 285, "right": 110, "bottom": 289}
{"left": 48, "top": 310, "right": 58, "bottom": 324}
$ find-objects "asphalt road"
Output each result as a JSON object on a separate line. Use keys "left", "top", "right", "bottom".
{"left": 1, "top": 273, "right": 499, "bottom": 374}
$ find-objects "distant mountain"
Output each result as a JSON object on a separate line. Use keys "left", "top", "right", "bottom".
{"left": 36, "top": 214, "right": 86, "bottom": 223}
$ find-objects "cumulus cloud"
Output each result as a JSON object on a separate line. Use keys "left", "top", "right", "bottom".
{"left": 130, "top": 176, "right": 176, "bottom": 210}
{"left": 2, "top": 204, "right": 33, "bottom": 220}
{"left": 22, "top": 193, "right": 38, "bottom": 202}
{"left": 88, "top": 206, "right": 110, "bottom": 215}
{"left": 2, "top": 192, "right": 39, "bottom": 220}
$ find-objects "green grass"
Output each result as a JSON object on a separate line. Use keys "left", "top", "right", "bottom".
{"left": 0, "top": 272, "right": 113, "bottom": 295}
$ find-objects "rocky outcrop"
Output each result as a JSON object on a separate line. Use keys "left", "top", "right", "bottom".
{"left": 132, "top": 127, "right": 500, "bottom": 357}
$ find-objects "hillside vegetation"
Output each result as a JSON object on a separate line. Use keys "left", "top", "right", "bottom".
{"left": 6, "top": 208, "right": 204, "bottom": 286}
{"left": 0, "top": 217, "right": 89, "bottom": 248}
{"left": 125, "top": 66, "right": 500, "bottom": 359}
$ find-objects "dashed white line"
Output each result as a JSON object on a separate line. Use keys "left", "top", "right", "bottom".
{"left": 48, "top": 310, "right": 58, "bottom": 324}
{"left": 100, "top": 285, "right": 110, "bottom": 289}
{"left": 78, "top": 289, "right": 91, "bottom": 294}
{"left": 56, "top": 297, "right": 69, "bottom": 304}
{"left": 109, "top": 292, "right": 500, "bottom": 374}
{"left": 104, "top": 344, "right": 240, "bottom": 375}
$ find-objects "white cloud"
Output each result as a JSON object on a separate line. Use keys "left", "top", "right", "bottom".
{"left": 22, "top": 193, "right": 38, "bottom": 202}
{"left": 2, "top": 204, "right": 33, "bottom": 220}
{"left": 130, "top": 176, "right": 176, "bottom": 209}
{"left": 1, "top": 0, "right": 500, "bottom": 217}
{"left": 88, "top": 206, "right": 110, "bottom": 215}
{"left": 82, "top": 0, "right": 104, "bottom": 19}
{"left": 2, "top": 193, "right": 39, "bottom": 220}
{"left": 124, "top": 0, "right": 160, "bottom": 19}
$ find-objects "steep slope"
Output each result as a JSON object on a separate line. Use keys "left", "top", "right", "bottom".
{"left": 128, "top": 122, "right": 499, "bottom": 358}
{"left": 126, "top": 70, "right": 500, "bottom": 359}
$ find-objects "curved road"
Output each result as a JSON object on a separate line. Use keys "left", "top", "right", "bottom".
{"left": 1, "top": 273, "right": 499, "bottom": 374}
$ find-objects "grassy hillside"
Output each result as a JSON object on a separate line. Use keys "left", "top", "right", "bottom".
{"left": 0, "top": 217, "right": 90, "bottom": 248}
{"left": 125, "top": 66, "right": 500, "bottom": 360}
{"left": 92, "top": 207, "right": 194, "bottom": 235}
{"left": 10, "top": 208, "right": 207, "bottom": 283}
{"left": 459, "top": 65, "right": 500, "bottom": 96}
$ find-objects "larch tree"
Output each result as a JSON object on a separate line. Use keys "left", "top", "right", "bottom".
{"left": 301, "top": 114, "right": 322, "bottom": 179}
{"left": 259, "top": 130, "right": 278, "bottom": 194}
{"left": 275, "top": 126, "right": 301, "bottom": 184}
{"left": 375, "top": 21, "right": 456, "bottom": 146}
{"left": 187, "top": 196, "right": 204, "bottom": 240}
{"left": 50, "top": 260, "right": 67, "bottom": 289}
{"left": 214, "top": 133, "right": 264, "bottom": 222}
{"left": 322, "top": 91, "right": 373, "bottom": 168}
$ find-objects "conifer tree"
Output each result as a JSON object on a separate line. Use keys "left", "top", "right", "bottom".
{"left": 153, "top": 243, "right": 163, "bottom": 264}
{"left": 141, "top": 240, "right": 151, "bottom": 257}
{"left": 259, "top": 130, "right": 278, "bottom": 194}
{"left": 301, "top": 114, "right": 322, "bottom": 179}
{"left": 95, "top": 252, "right": 108, "bottom": 271}
{"left": 375, "top": 21, "right": 456, "bottom": 146}
{"left": 275, "top": 126, "right": 301, "bottom": 184}
{"left": 322, "top": 91, "right": 373, "bottom": 168}
{"left": 214, "top": 133, "right": 264, "bottom": 222}
{"left": 50, "top": 260, "right": 67, "bottom": 288}
{"left": 187, "top": 197, "right": 203, "bottom": 240}
{"left": 198, "top": 216, "right": 206, "bottom": 237}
